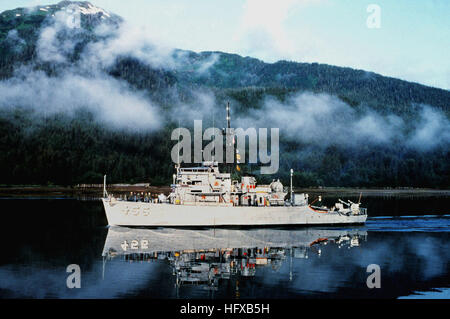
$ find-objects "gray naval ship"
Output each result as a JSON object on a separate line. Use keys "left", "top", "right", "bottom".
{"left": 102, "top": 104, "right": 367, "bottom": 227}
{"left": 102, "top": 161, "right": 367, "bottom": 227}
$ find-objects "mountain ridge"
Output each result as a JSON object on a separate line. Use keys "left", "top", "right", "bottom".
{"left": 0, "top": 1, "right": 448, "bottom": 114}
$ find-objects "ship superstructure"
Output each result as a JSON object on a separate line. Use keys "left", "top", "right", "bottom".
{"left": 169, "top": 161, "right": 288, "bottom": 207}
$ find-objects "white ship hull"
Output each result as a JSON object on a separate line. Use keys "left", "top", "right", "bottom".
{"left": 102, "top": 198, "right": 367, "bottom": 227}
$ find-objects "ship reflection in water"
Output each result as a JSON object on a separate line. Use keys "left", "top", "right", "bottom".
{"left": 102, "top": 227, "right": 366, "bottom": 294}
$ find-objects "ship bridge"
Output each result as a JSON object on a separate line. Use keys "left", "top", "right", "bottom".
{"left": 170, "top": 161, "right": 287, "bottom": 207}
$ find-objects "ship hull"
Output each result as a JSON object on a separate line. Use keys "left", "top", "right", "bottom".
{"left": 102, "top": 199, "right": 367, "bottom": 227}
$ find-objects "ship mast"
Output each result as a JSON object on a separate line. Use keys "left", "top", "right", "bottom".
{"left": 224, "top": 101, "right": 235, "bottom": 175}
{"left": 212, "top": 104, "right": 215, "bottom": 163}
{"left": 176, "top": 118, "right": 180, "bottom": 175}
{"left": 226, "top": 101, "right": 231, "bottom": 130}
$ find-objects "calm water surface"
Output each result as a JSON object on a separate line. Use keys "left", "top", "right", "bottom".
{"left": 0, "top": 196, "right": 449, "bottom": 299}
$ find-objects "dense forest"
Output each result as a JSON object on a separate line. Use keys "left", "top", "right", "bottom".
{"left": 0, "top": 2, "right": 449, "bottom": 188}
{"left": 1, "top": 107, "right": 448, "bottom": 188}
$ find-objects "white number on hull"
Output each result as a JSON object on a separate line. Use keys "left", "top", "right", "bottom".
{"left": 130, "top": 240, "right": 139, "bottom": 250}
{"left": 120, "top": 240, "right": 150, "bottom": 251}
{"left": 121, "top": 241, "right": 129, "bottom": 251}
{"left": 122, "top": 206, "right": 150, "bottom": 216}
{"left": 122, "top": 206, "right": 130, "bottom": 215}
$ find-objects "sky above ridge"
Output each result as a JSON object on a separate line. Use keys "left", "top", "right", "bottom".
{"left": 1, "top": 0, "right": 449, "bottom": 90}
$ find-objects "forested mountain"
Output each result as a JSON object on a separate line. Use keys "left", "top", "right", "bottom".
{"left": 0, "top": 1, "right": 449, "bottom": 188}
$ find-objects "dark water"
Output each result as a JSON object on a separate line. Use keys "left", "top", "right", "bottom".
{"left": 0, "top": 196, "right": 449, "bottom": 299}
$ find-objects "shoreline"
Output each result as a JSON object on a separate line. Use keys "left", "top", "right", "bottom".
{"left": 0, "top": 185, "right": 171, "bottom": 198}
{"left": 295, "top": 188, "right": 450, "bottom": 197}
{"left": 0, "top": 186, "right": 449, "bottom": 198}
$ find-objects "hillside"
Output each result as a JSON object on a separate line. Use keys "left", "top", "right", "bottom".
{"left": 0, "top": 1, "right": 448, "bottom": 188}
{"left": 176, "top": 51, "right": 450, "bottom": 115}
